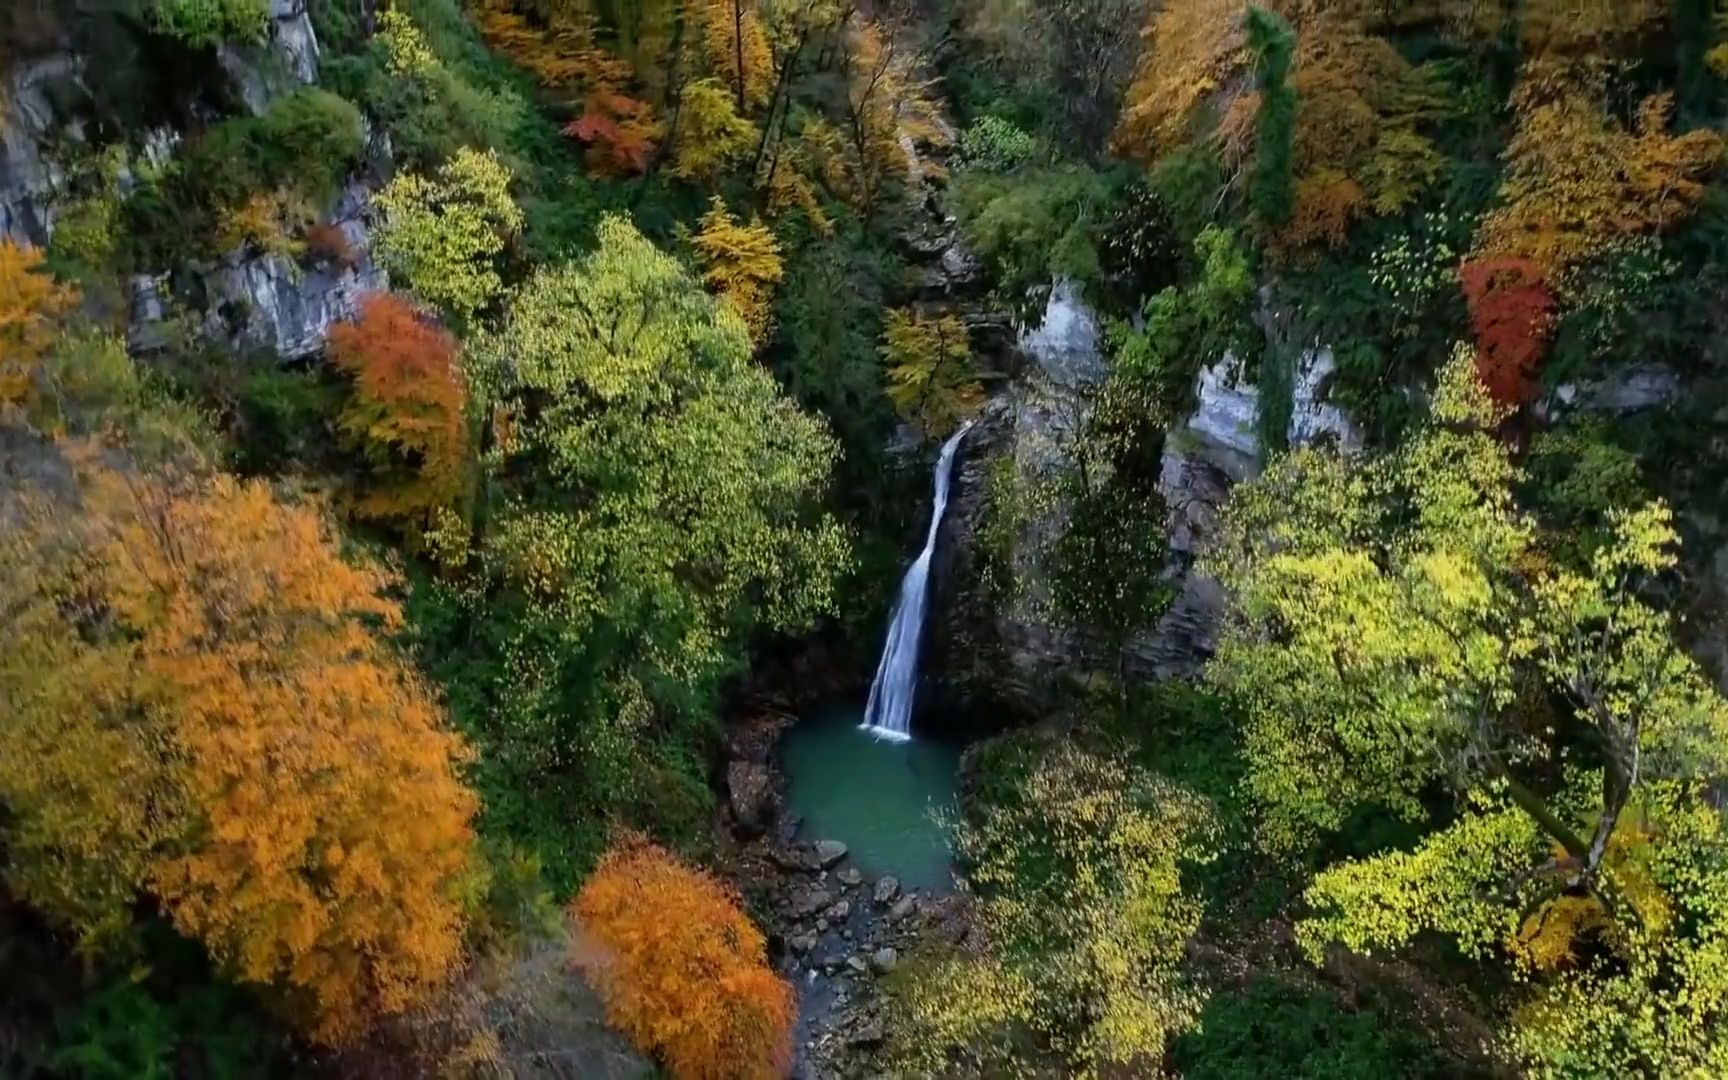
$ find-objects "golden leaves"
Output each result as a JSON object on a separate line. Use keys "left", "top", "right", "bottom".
{"left": 572, "top": 837, "right": 794, "bottom": 1079}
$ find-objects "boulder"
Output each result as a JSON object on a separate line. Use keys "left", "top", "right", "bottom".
{"left": 837, "top": 866, "right": 863, "bottom": 888}
{"left": 789, "top": 932, "right": 818, "bottom": 954}
{"left": 845, "top": 955, "right": 870, "bottom": 976}
{"left": 872, "top": 875, "right": 901, "bottom": 906}
{"left": 788, "top": 886, "right": 834, "bottom": 919}
{"left": 770, "top": 844, "right": 820, "bottom": 873}
{"left": 726, "top": 761, "right": 776, "bottom": 836}
{"left": 888, "top": 895, "right": 917, "bottom": 924}
{"left": 871, "top": 947, "right": 899, "bottom": 973}
{"left": 813, "top": 839, "right": 849, "bottom": 869}
{"left": 824, "top": 899, "right": 852, "bottom": 922}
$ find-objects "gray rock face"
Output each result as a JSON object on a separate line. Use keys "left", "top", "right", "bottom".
{"left": 1, "top": 54, "right": 87, "bottom": 247}
{"left": 219, "top": 0, "right": 322, "bottom": 115}
{"left": 727, "top": 761, "right": 777, "bottom": 837}
{"left": 130, "top": 179, "right": 386, "bottom": 361}
{"left": 1018, "top": 278, "right": 1108, "bottom": 385}
{"left": 1543, "top": 365, "right": 1682, "bottom": 418}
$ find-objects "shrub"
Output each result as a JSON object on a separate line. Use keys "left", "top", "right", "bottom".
{"left": 571, "top": 838, "right": 794, "bottom": 1079}
{"left": 957, "top": 115, "right": 1037, "bottom": 172}
{"left": 149, "top": 0, "right": 268, "bottom": 48}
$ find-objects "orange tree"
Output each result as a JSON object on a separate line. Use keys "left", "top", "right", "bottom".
{"left": 0, "top": 446, "right": 479, "bottom": 1045}
{"left": 328, "top": 291, "right": 471, "bottom": 534}
{"left": 571, "top": 837, "right": 793, "bottom": 1079}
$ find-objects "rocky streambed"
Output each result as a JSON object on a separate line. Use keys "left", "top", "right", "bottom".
{"left": 718, "top": 703, "right": 972, "bottom": 1078}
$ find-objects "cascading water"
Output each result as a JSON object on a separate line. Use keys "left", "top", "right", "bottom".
{"left": 860, "top": 420, "right": 974, "bottom": 741}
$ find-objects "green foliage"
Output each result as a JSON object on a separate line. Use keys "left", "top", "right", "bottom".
{"left": 1208, "top": 348, "right": 1728, "bottom": 1075}
{"left": 1110, "top": 225, "right": 1258, "bottom": 419}
{"left": 1097, "top": 179, "right": 1183, "bottom": 310}
{"left": 772, "top": 238, "right": 898, "bottom": 509}
{"left": 441, "top": 215, "right": 850, "bottom": 890}
{"left": 893, "top": 740, "right": 1217, "bottom": 1075}
{"left": 1149, "top": 143, "right": 1229, "bottom": 245}
{"left": 374, "top": 147, "right": 524, "bottom": 323}
{"left": 1246, "top": 7, "right": 1296, "bottom": 229}
{"left": 1047, "top": 472, "right": 1172, "bottom": 666}
{"left": 1171, "top": 977, "right": 1454, "bottom": 1080}
{"left": 148, "top": 0, "right": 267, "bottom": 48}
{"left": 956, "top": 115, "right": 1038, "bottom": 172}
{"left": 951, "top": 166, "right": 1118, "bottom": 317}
{"left": 117, "top": 88, "right": 364, "bottom": 269}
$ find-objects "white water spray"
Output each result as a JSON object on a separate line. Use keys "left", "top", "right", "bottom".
{"left": 860, "top": 421, "right": 974, "bottom": 741}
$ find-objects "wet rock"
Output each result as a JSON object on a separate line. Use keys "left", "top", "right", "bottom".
{"left": 771, "top": 845, "right": 820, "bottom": 873}
{"left": 872, "top": 947, "right": 899, "bottom": 973}
{"left": 825, "top": 899, "right": 852, "bottom": 922}
{"left": 872, "top": 876, "right": 901, "bottom": 905}
{"left": 726, "top": 760, "right": 776, "bottom": 837}
{"left": 888, "top": 895, "right": 917, "bottom": 924}
{"left": 847, "top": 1018, "right": 886, "bottom": 1048}
{"left": 789, "top": 886, "right": 834, "bottom": 919}
{"left": 816, "top": 918, "right": 829, "bottom": 933}
{"left": 813, "top": 840, "right": 849, "bottom": 868}
{"left": 837, "top": 867, "right": 863, "bottom": 888}
{"left": 845, "top": 956, "right": 870, "bottom": 976}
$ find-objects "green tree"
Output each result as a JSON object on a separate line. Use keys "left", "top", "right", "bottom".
{"left": 459, "top": 215, "right": 850, "bottom": 885}
{"left": 1206, "top": 345, "right": 1728, "bottom": 1076}
{"left": 374, "top": 147, "right": 523, "bottom": 323}
{"left": 892, "top": 741, "right": 1216, "bottom": 1075}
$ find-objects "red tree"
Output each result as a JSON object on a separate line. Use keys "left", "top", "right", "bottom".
{"left": 1460, "top": 257, "right": 1556, "bottom": 407}
{"left": 327, "top": 292, "right": 470, "bottom": 529}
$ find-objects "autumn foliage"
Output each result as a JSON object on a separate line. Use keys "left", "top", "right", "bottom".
{"left": 571, "top": 838, "right": 794, "bottom": 1079}
{"left": 693, "top": 196, "right": 783, "bottom": 346}
{"left": 1460, "top": 257, "right": 1557, "bottom": 406}
{"left": 0, "top": 450, "right": 479, "bottom": 1045}
{"left": 328, "top": 292, "right": 471, "bottom": 530}
{"left": 0, "top": 240, "right": 79, "bottom": 404}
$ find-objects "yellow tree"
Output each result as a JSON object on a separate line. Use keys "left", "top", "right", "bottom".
{"left": 698, "top": 0, "right": 773, "bottom": 113}
{"left": 692, "top": 196, "right": 783, "bottom": 346}
{"left": 893, "top": 743, "right": 1217, "bottom": 1074}
{"left": 1207, "top": 348, "right": 1728, "bottom": 1075}
{"left": 0, "top": 240, "right": 80, "bottom": 405}
{"left": 812, "top": 14, "right": 947, "bottom": 215}
{"left": 669, "top": 77, "right": 758, "bottom": 181}
{"left": 880, "top": 308, "right": 984, "bottom": 437}
{"left": 1113, "top": 0, "right": 1247, "bottom": 159}
{"left": 0, "top": 448, "right": 479, "bottom": 1045}
{"left": 1476, "top": 82, "right": 1722, "bottom": 283}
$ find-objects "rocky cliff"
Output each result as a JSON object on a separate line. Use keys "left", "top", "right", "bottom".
{"left": 929, "top": 281, "right": 1363, "bottom": 707}
{"left": 3, "top": 0, "right": 385, "bottom": 366}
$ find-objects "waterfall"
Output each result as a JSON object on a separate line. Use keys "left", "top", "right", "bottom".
{"left": 860, "top": 421, "right": 974, "bottom": 742}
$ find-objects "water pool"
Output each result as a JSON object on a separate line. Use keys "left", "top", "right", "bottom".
{"left": 779, "top": 701, "right": 962, "bottom": 893}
